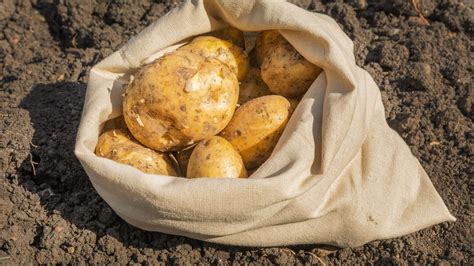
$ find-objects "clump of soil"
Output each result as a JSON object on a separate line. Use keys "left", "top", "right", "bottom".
{"left": 0, "top": 0, "right": 472, "bottom": 264}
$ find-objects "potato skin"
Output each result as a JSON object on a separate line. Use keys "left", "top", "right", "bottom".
{"left": 255, "top": 30, "right": 285, "bottom": 66}
{"left": 261, "top": 40, "right": 322, "bottom": 98}
{"left": 187, "top": 136, "right": 248, "bottom": 179}
{"left": 210, "top": 27, "right": 245, "bottom": 48}
{"left": 95, "top": 129, "right": 177, "bottom": 176}
{"left": 220, "top": 95, "right": 291, "bottom": 169}
{"left": 238, "top": 67, "right": 271, "bottom": 105}
{"left": 179, "top": 36, "right": 249, "bottom": 80}
{"left": 123, "top": 51, "right": 239, "bottom": 152}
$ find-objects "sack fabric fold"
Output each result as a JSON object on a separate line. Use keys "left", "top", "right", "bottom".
{"left": 74, "top": 0, "right": 455, "bottom": 247}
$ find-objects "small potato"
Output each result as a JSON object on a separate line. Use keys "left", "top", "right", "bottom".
{"left": 220, "top": 95, "right": 291, "bottom": 169}
{"left": 95, "top": 129, "right": 177, "bottom": 176}
{"left": 179, "top": 36, "right": 249, "bottom": 80}
{"left": 123, "top": 51, "right": 239, "bottom": 151}
{"left": 210, "top": 27, "right": 245, "bottom": 48}
{"left": 255, "top": 30, "right": 286, "bottom": 66}
{"left": 261, "top": 40, "right": 322, "bottom": 98}
{"left": 187, "top": 136, "right": 247, "bottom": 179}
{"left": 174, "top": 146, "right": 195, "bottom": 176}
{"left": 238, "top": 67, "right": 271, "bottom": 105}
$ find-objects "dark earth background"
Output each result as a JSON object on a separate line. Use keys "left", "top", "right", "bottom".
{"left": 0, "top": 0, "right": 472, "bottom": 264}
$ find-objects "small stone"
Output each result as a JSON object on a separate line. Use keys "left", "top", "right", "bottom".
{"left": 66, "top": 246, "right": 75, "bottom": 254}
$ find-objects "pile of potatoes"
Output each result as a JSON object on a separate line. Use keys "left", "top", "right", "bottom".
{"left": 95, "top": 28, "right": 322, "bottom": 179}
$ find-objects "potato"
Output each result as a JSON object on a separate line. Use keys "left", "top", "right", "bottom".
{"left": 95, "top": 129, "right": 177, "bottom": 176}
{"left": 210, "top": 27, "right": 245, "bottom": 48}
{"left": 178, "top": 36, "right": 249, "bottom": 80}
{"left": 255, "top": 30, "right": 323, "bottom": 98}
{"left": 174, "top": 145, "right": 195, "bottom": 176}
{"left": 187, "top": 136, "right": 247, "bottom": 179}
{"left": 220, "top": 95, "right": 291, "bottom": 169}
{"left": 123, "top": 51, "right": 239, "bottom": 152}
{"left": 238, "top": 67, "right": 271, "bottom": 105}
{"left": 255, "top": 30, "right": 286, "bottom": 66}
{"left": 261, "top": 39, "right": 322, "bottom": 98}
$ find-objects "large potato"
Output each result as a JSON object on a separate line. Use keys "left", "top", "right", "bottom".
{"left": 187, "top": 136, "right": 247, "bottom": 179}
{"left": 255, "top": 30, "right": 285, "bottom": 66}
{"left": 238, "top": 67, "right": 271, "bottom": 105}
{"left": 178, "top": 36, "right": 249, "bottom": 80}
{"left": 123, "top": 51, "right": 239, "bottom": 152}
{"left": 261, "top": 40, "right": 322, "bottom": 98}
{"left": 220, "top": 95, "right": 291, "bottom": 169}
{"left": 95, "top": 129, "right": 177, "bottom": 176}
{"left": 209, "top": 27, "right": 245, "bottom": 48}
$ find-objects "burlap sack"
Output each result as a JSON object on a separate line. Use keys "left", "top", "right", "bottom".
{"left": 74, "top": 0, "right": 455, "bottom": 247}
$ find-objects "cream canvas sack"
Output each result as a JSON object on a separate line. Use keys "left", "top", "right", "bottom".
{"left": 74, "top": 0, "right": 455, "bottom": 247}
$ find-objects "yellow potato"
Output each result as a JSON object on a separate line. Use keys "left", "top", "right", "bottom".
{"left": 209, "top": 27, "right": 245, "bottom": 48}
{"left": 238, "top": 67, "right": 271, "bottom": 105}
{"left": 179, "top": 36, "right": 249, "bottom": 80}
{"left": 255, "top": 30, "right": 286, "bottom": 66}
{"left": 261, "top": 40, "right": 322, "bottom": 98}
{"left": 187, "top": 136, "right": 247, "bottom": 179}
{"left": 220, "top": 95, "right": 291, "bottom": 169}
{"left": 95, "top": 129, "right": 177, "bottom": 176}
{"left": 174, "top": 145, "right": 195, "bottom": 176}
{"left": 123, "top": 51, "right": 239, "bottom": 152}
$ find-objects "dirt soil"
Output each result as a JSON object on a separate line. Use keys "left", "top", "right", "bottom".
{"left": 0, "top": 0, "right": 472, "bottom": 264}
